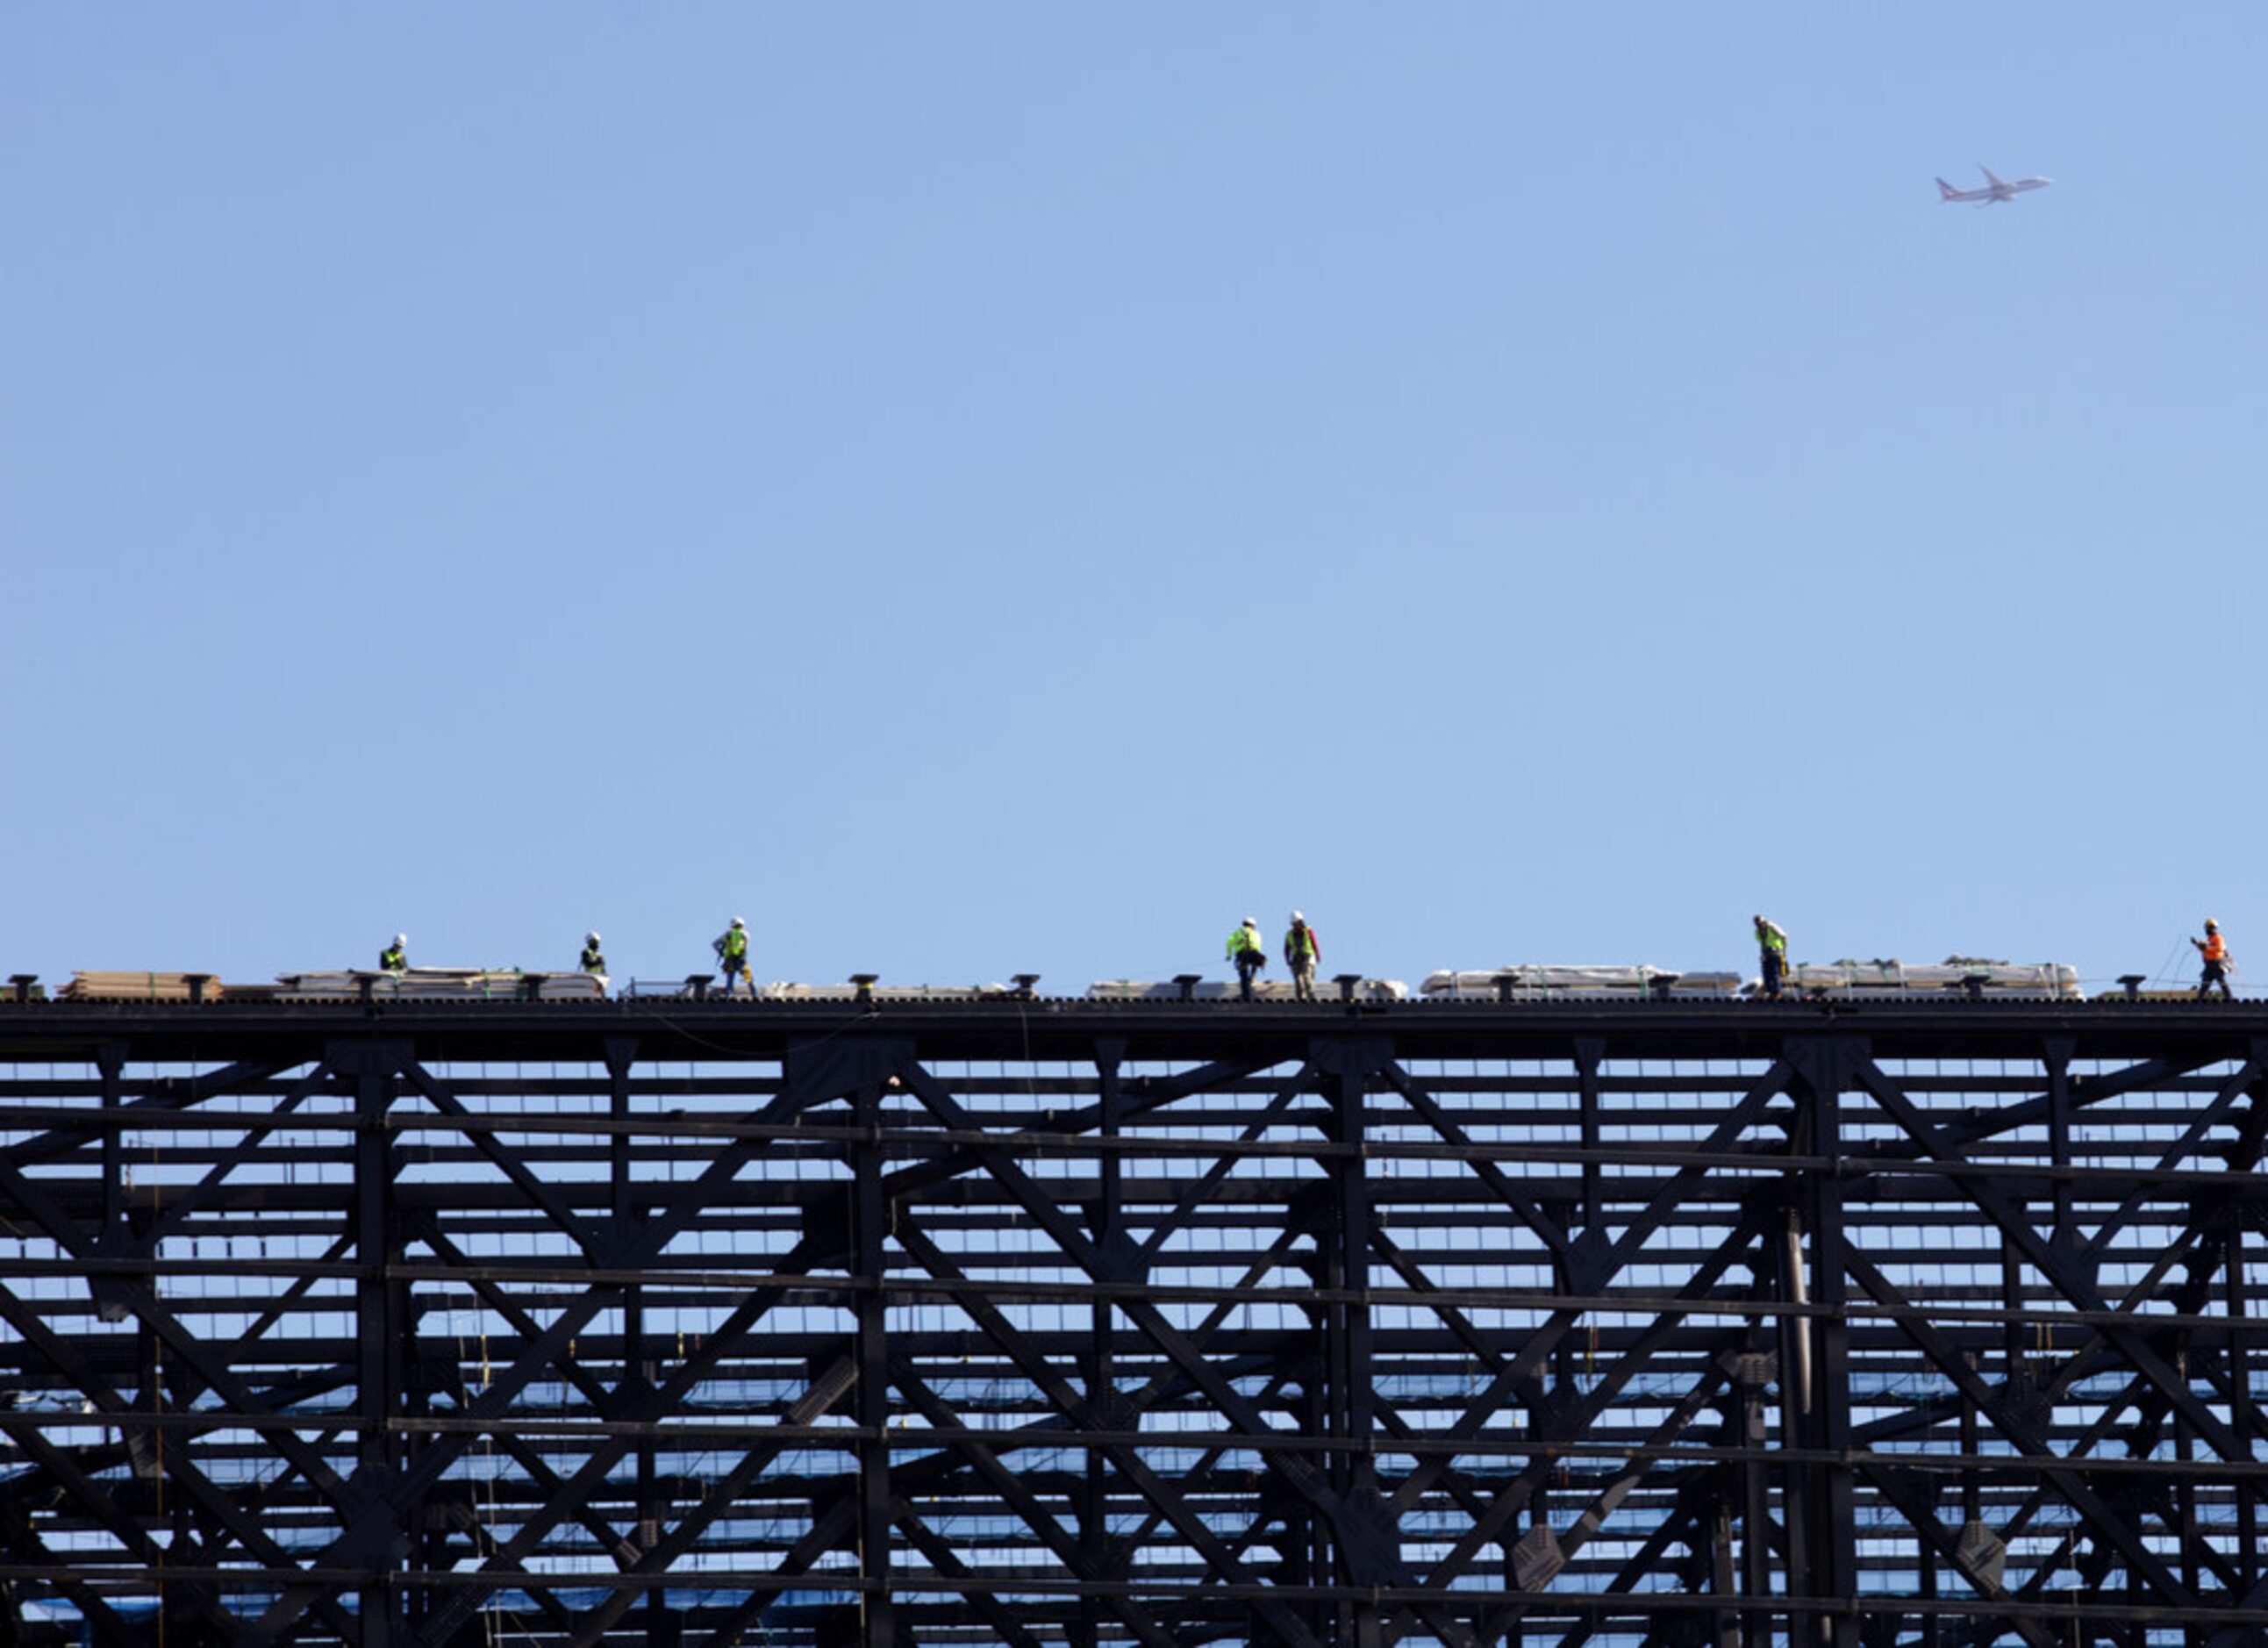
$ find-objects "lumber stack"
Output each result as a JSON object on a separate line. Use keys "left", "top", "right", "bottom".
{"left": 61, "top": 971, "right": 223, "bottom": 1002}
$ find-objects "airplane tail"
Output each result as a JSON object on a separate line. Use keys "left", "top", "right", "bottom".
{"left": 1935, "top": 177, "right": 1961, "bottom": 199}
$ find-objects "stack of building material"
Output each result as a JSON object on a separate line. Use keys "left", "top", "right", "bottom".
{"left": 755, "top": 983, "right": 1020, "bottom": 1002}
{"left": 1420, "top": 966, "right": 1741, "bottom": 1000}
{"left": 1779, "top": 959, "right": 2079, "bottom": 999}
{"left": 275, "top": 970, "right": 608, "bottom": 1001}
{"left": 61, "top": 971, "right": 223, "bottom": 1002}
{"left": 1085, "top": 978, "right": 1407, "bottom": 1002}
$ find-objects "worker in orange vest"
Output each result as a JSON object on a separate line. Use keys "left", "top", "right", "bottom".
{"left": 2193, "top": 919, "right": 2234, "bottom": 1001}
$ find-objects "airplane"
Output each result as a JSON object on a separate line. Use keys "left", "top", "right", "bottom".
{"left": 1936, "top": 164, "right": 2051, "bottom": 205}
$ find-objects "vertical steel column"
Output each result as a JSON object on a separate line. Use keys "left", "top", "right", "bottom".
{"left": 95, "top": 1042, "right": 125, "bottom": 1245}
{"left": 1772, "top": 1203, "right": 1812, "bottom": 1605}
{"left": 605, "top": 1036, "right": 669, "bottom": 1644}
{"left": 1782, "top": 1037, "right": 1860, "bottom": 1648}
{"left": 1737, "top": 1355, "right": 1772, "bottom": 1648}
{"left": 2230, "top": 1058, "right": 2268, "bottom": 1605}
{"left": 851, "top": 1055, "right": 898, "bottom": 1648}
{"left": 342, "top": 1039, "right": 410, "bottom": 1647}
{"left": 1709, "top": 1495, "right": 1739, "bottom": 1648}
{"left": 2044, "top": 1038, "right": 2076, "bottom": 1253}
{"left": 606, "top": 1036, "right": 639, "bottom": 1227}
{"left": 1318, "top": 1039, "right": 1384, "bottom": 1648}
{"left": 1078, "top": 1038, "right": 1126, "bottom": 1648}
{"left": 1575, "top": 1038, "right": 1605, "bottom": 1234}
{"left": 2230, "top": 1222, "right": 2257, "bottom": 1599}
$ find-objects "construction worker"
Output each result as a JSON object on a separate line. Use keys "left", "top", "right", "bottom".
{"left": 1284, "top": 912, "right": 1321, "bottom": 1002}
{"left": 1754, "top": 915, "right": 1788, "bottom": 1001}
{"left": 2193, "top": 919, "right": 2234, "bottom": 1001}
{"left": 1227, "top": 917, "right": 1266, "bottom": 1001}
{"left": 713, "top": 918, "right": 750, "bottom": 997}
{"left": 379, "top": 935, "right": 408, "bottom": 975}
{"left": 580, "top": 932, "right": 605, "bottom": 975}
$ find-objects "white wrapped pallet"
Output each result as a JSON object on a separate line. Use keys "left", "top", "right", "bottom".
{"left": 1420, "top": 966, "right": 1742, "bottom": 1000}
{"left": 1774, "top": 958, "right": 2078, "bottom": 1000}
{"left": 275, "top": 969, "right": 607, "bottom": 1002}
{"left": 755, "top": 982, "right": 1021, "bottom": 1002}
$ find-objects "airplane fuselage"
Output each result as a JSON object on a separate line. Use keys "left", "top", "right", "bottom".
{"left": 1936, "top": 165, "right": 2051, "bottom": 205}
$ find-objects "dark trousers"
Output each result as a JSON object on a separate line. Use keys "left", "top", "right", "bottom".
{"left": 2200, "top": 961, "right": 2231, "bottom": 1001}
{"left": 1234, "top": 955, "right": 1261, "bottom": 1000}
{"left": 1762, "top": 951, "right": 1784, "bottom": 1000}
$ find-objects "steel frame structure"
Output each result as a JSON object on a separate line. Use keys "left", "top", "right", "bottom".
{"left": 0, "top": 997, "right": 2265, "bottom": 1646}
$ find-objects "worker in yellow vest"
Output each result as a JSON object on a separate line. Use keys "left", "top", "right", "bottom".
{"left": 1227, "top": 918, "right": 1266, "bottom": 1001}
{"left": 713, "top": 918, "right": 751, "bottom": 997}
{"left": 380, "top": 935, "right": 408, "bottom": 975}
{"left": 1754, "top": 915, "right": 1788, "bottom": 1001}
{"left": 2193, "top": 919, "right": 2233, "bottom": 1001}
{"left": 1284, "top": 912, "right": 1321, "bottom": 1002}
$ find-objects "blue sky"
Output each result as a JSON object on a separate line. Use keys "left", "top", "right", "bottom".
{"left": 5, "top": 5, "right": 2261, "bottom": 996}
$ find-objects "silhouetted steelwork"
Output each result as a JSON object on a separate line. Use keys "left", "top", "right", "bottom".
{"left": 0, "top": 995, "right": 2264, "bottom": 1645}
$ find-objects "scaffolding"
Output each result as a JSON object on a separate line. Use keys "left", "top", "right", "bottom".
{"left": 0, "top": 994, "right": 2263, "bottom": 1645}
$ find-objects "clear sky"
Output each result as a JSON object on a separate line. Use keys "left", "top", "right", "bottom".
{"left": 5, "top": 5, "right": 2262, "bottom": 998}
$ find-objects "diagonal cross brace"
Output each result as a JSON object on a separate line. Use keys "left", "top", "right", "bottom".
{"left": 0, "top": 1151, "right": 355, "bottom": 1514}
{"left": 1853, "top": 1058, "right": 2245, "bottom": 1463}
{"left": 1411, "top": 1208, "right": 1765, "bottom": 1586}
{"left": 1378, "top": 1062, "right": 1577, "bottom": 1265}
{"left": 1381, "top": 1064, "right": 1794, "bottom": 1525}
{"left": 882, "top": 1208, "right": 1330, "bottom": 1648}
{"left": 0, "top": 1057, "right": 301, "bottom": 1170}
{"left": 1845, "top": 1249, "right": 2198, "bottom": 1609}
{"left": 890, "top": 1057, "right": 1420, "bottom": 1603}
{"left": 0, "top": 1283, "right": 361, "bottom": 1641}
{"left": 398, "top": 1061, "right": 604, "bottom": 1259}
{"left": 1868, "top": 1055, "right": 2217, "bottom": 1166}
{"left": 1857, "top": 1459, "right": 2057, "bottom": 1648}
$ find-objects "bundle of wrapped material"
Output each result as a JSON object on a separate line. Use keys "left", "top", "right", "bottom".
{"left": 61, "top": 971, "right": 223, "bottom": 1002}
{"left": 1420, "top": 966, "right": 1742, "bottom": 1000}
{"left": 1782, "top": 959, "right": 2079, "bottom": 999}
{"left": 275, "top": 970, "right": 607, "bottom": 1001}
{"left": 1085, "top": 978, "right": 1407, "bottom": 1002}
{"left": 755, "top": 982, "right": 1023, "bottom": 1002}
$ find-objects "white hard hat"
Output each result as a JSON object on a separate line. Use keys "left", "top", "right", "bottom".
{"left": 393, "top": 934, "right": 406, "bottom": 948}
{"left": 1242, "top": 915, "right": 1258, "bottom": 927}
{"left": 587, "top": 932, "right": 601, "bottom": 946}
{"left": 732, "top": 916, "right": 746, "bottom": 928}
{"left": 1291, "top": 911, "right": 1304, "bottom": 923}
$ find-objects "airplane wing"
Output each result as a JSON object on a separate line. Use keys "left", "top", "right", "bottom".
{"left": 1979, "top": 165, "right": 2007, "bottom": 188}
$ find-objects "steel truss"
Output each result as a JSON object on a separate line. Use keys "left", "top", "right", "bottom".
{"left": 0, "top": 1000, "right": 2265, "bottom": 1646}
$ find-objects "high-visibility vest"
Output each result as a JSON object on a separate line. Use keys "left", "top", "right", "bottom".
{"left": 1757, "top": 924, "right": 1787, "bottom": 956}
{"left": 719, "top": 928, "right": 748, "bottom": 961}
{"left": 581, "top": 945, "right": 605, "bottom": 973}
{"left": 1286, "top": 923, "right": 1319, "bottom": 963}
{"left": 2205, "top": 932, "right": 2228, "bottom": 964}
{"left": 1227, "top": 926, "right": 1262, "bottom": 960}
